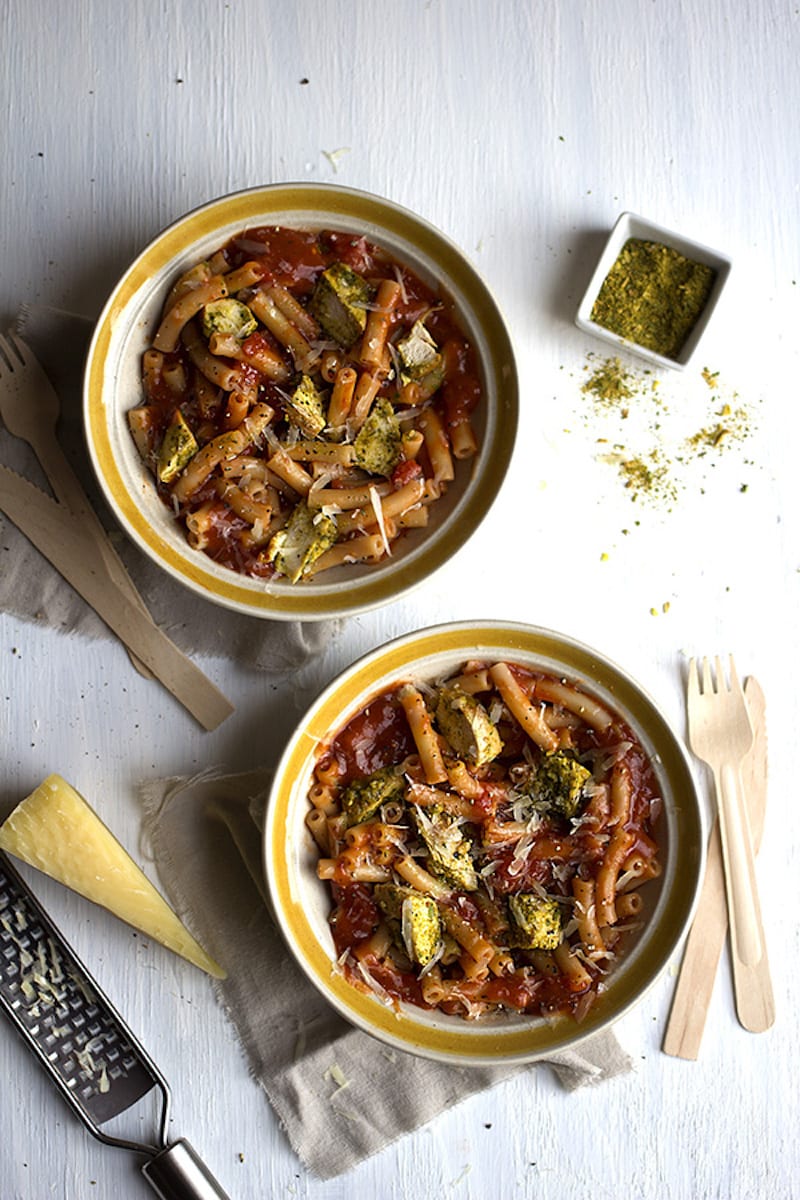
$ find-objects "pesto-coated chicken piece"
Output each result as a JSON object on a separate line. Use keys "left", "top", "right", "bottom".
{"left": 157, "top": 410, "right": 198, "bottom": 484}
{"left": 410, "top": 805, "right": 478, "bottom": 891}
{"left": 374, "top": 882, "right": 442, "bottom": 967}
{"left": 309, "top": 262, "right": 374, "bottom": 348}
{"left": 267, "top": 501, "right": 337, "bottom": 583}
{"left": 285, "top": 374, "right": 327, "bottom": 438}
{"left": 353, "top": 397, "right": 402, "bottom": 476}
{"left": 340, "top": 765, "right": 406, "bottom": 827}
{"left": 532, "top": 751, "right": 592, "bottom": 819}
{"left": 401, "top": 893, "right": 442, "bottom": 966}
{"left": 201, "top": 297, "right": 257, "bottom": 340}
{"left": 434, "top": 684, "right": 503, "bottom": 768}
{"left": 396, "top": 319, "right": 445, "bottom": 398}
{"left": 507, "top": 893, "right": 562, "bottom": 950}
{"left": 373, "top": 881, "right": 411, "bottom": 921}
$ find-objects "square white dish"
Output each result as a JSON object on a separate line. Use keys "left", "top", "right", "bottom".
{"left": 575, "top": 211, "right": 732, "bottom": 370}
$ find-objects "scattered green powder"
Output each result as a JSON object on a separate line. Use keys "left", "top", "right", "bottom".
{"left": 619, "top": 455, "right": 661, "bottom": 493}
{"left": 616, "top": 449, "right": 678, "bottom": 506}
{"left": 576, "top": 355, "right": 756, "bottom": 509}
{"left": 590, "top": 239, "right": 716, "bottom": 360}
{"left": 581, "top": 354, "right": 663, "bottom": 415}
{"left": 581, "top": 356, "right": 635, "bottom": 405}
{"left": 684, "top": 402, "right": 752, "bottom": 452}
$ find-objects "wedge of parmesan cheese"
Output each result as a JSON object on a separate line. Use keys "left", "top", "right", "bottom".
{"left": 0, "top": 774, "right": 226, "bottom": 979}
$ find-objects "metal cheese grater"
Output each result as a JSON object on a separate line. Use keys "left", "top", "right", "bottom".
{"left": 0, "top": 851, "right": 231, "bottom": 1199}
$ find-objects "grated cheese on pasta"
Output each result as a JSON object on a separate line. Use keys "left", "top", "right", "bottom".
{"left": 368, "top": 486, "right": 392, "bottom": 557}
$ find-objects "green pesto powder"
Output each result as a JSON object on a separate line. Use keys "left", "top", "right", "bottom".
{"left": 580, "top": 355, "right": 636, "bottom": 405}
{"left": 590, "top": 238, "right": 716, "bottom": 360}
{"left": 575, "top": 354, "right": 754, "bottom": 510}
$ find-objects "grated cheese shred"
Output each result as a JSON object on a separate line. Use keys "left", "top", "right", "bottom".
{"left": 368, "top": 485, "right": 392, "bottom": 557}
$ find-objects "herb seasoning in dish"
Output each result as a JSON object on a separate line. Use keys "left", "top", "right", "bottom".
{"left": 590, "top": 239, "right": 716, "bottom": 360}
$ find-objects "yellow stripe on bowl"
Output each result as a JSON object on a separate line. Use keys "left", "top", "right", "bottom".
{"left": 84, "top": 185, "right": 518, "bottom": 620}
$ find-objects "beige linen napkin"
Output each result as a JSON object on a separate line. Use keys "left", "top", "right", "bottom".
{"left": 139, "top": 769, "right": 633, "bottom": 1180}
{"left": 0, "top": 306, "right": 334, "bottom": 671}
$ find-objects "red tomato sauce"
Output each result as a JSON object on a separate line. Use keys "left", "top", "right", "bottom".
{"left": 323, "top": 691, "right": 415, "bottom": 784}
{"left": 312, "top": 664, "right": 662, "bottom": 1023}
{"left": 355, "top": 955, "right": 430, "bottom": 1008}
{"left": 329, "top": 883, "right": 379, "bottom": 951}
{"left": 139, "top": 225, "right": 484, "bottom": 581}
{"left": 228, "top": 226, "right": 325, "bottom": 292}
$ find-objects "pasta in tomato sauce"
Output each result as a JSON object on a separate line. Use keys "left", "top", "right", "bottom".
{"left": 308, "top": 661, "right": 662, "bottom": 1022}
{"left": 128, "top": 226, "right": 483, "bottom": 583}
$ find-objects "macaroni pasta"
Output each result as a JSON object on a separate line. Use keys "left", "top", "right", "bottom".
{"left": 129, "top": 225, "right": 483, "bottom": 582}
{"left": 307, "top": 661, "right": 662, "bottom": 1022}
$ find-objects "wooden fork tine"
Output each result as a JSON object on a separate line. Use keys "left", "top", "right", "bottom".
{"left": 4, "top": 332, "right": 32, "bottom": 369}
{"left": 664, "top": 677, "right": 769, "bottom": 1057}
{"left": 686, "top": 649, "right": 773, "bottom": 1033}
{"left": 729, "top": 654, "right": 742, "bottom": 692}
{"left": 0, "top": 333, "right": 14, "bottom": 371}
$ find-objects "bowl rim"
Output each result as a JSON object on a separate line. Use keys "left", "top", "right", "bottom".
{"left": 575, "top": 210, "right": 732, "bottom": 371}
{"left": 82, "top": 182, "right": 519, "bottom": 621}
{"left": 264, "top": 619, "right": 705, "bottom": 1065}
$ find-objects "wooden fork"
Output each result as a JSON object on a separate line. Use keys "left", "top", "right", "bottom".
{"left": 0, "top": 331, "right": 151, "bottom": 676}
{"left": 686, "top": 656, "right": 775, "bottom": 1033}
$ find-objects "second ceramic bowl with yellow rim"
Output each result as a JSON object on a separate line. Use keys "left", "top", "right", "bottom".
{"left": 83, "top": 184, "right": 518, "bottom": 620}
{"left": 264, "top": 620, "right": 704, "bottom": 1066}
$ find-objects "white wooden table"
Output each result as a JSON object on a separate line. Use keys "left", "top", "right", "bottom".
{"left": 2, "top": 2, "right": 798, "bottom": 1197}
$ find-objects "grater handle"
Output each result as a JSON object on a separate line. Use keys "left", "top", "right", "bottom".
{"left": 141, "top": 1139, "right": 231, "bottom": 1200}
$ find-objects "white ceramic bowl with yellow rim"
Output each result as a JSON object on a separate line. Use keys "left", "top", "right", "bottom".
{"left": 264, "top": 620, "right": 704, "bottom": 1065}
{"left": 83, "top": 184, "right": 518, "bottom": 620}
